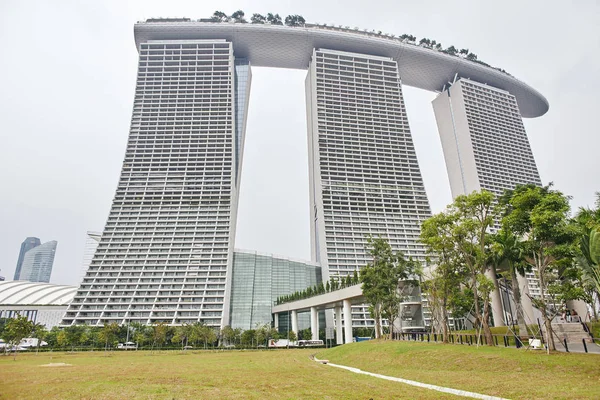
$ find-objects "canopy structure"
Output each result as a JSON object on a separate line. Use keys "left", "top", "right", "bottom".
{"left": 135, "top": 21, "right": 549, "bottom": 118}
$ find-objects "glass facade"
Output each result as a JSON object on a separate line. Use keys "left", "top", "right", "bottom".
{"left": 19, "top": 241, "right": 57, "bottom": 283}
{"left": 229, "top": 250, "right": 322, "bottom": 331}
{"left": 14, "top": 237, "right": 41, "bottom": 280}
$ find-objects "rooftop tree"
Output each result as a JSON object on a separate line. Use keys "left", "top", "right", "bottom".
{"left": 285, "top": 15, "right": 306, "bottom": 27}
{"left": 266, "top": 13, "right": 283, "bottom": 25}
{"left": 251, "top": 13, "right": 266, "bottom": 24}
{"left": 230, "top": 10, "right": 246, "bottom": 23}
{"left": 211, "top": 11, "right": 228, "bottom": 22}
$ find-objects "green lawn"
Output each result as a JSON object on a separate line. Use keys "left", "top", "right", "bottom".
{"left": 2, "top": 343, "right": 598, "bottom": 399}
{"left": 0, "top": 349, "right": 456, "bottom": 399}
{"left": 317, "top": 340, "right": 600, "bottom": 399}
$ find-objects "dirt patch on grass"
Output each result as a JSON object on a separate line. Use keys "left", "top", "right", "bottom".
{"left": 40, "top": 363, "right": 72, "bottom": 367}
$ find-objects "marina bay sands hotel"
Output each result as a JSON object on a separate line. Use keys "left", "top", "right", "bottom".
{"left": 61, "top": 19, "right": 548, "bottom": 330}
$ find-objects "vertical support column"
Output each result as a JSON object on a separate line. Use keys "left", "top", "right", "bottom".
{"left": 291, "top": 310, "right": 298, "bottom": 336}
{"left": 343, "top": 299, "right": 353, "bottom": 344}
{"left": 310, "top": 307, "right": 319, "bottom": 341}
{"left": 486, "top": 268, "right": 506, "bottom": 327}
{"left": 335, "top": 306, "right": 343, "bottom": 345}
{"left": 517, "top": 273, "right": 535, "bottom": 325}
{"left": 274, "top": 313, "right": 279, "bottom": 330}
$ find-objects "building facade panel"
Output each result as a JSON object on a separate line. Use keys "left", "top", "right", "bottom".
{"left": 306, "top": 48, "right": 432, "bottom": 326}
{"left": 13, "top": 237, "right": 41, "bottom": 280}
{"left": 62, "top": 39, "right": 250, "bottom": 327}
{"left": 229, "top": 250, "right": 321, "bottom": 331}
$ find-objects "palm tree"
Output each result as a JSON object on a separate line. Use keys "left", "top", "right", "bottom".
{"left": 492, "top": 229, "right": 529, "bottom": 337}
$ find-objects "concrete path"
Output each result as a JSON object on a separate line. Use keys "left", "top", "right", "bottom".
{"left": 312, "top": 356, "right": 509, "bottom": 400}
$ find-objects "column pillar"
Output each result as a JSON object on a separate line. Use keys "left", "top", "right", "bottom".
{"left": 486, "top": 268, "right": 505, "bottom": 327}
{"left": 310, "top": 307, "right": 319, "bottom": 341}
{"left": 335, "top": 306, "right": 343, "bottom": 345}
{"left": 274, "top": 313, "right": 279, "bottom": 330}
{"left": 516, "top": 273, "right": 535, "bottom": 324}
{"left": 343, "top": 299, "right": 353, "bottom": 344}
{"left": 291, "top": 310, "right": 298, "bottom": 337}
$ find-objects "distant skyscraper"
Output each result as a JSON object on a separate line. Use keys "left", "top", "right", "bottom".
{"left": 19, "top": 241, "right": 57, "bottom": 283}
{"left": 14, "top": 237, "right": 41, "bottom": 280}
{"left": 80, "top": 231, "right": 101, "bottom": 281}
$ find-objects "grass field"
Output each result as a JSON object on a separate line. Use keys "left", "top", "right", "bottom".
{"left": 1, "top": 342, "right": 599, "bottom": 399}
{"left": 317, "top": 341, "right": 600, "bottom": 399}
{"left": 0, "top": 348, "right": 453, "bottom": 399}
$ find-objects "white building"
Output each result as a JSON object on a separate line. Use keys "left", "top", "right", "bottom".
{"left": 80, "top": 231, "right": 101, "bottom": 281}
{"left": 0, "top": 281, "right": 76, "bottom": 328}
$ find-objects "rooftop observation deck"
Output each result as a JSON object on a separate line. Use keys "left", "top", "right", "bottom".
{"left": 134, "top": 20, "right": 549, "bottom": 118}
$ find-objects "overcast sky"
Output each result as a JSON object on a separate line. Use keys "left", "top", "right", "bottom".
{"left": 0, "top": 0, "right": 598, "bottom": 286}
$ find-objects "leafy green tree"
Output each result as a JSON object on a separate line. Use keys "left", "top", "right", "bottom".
{"left": 211, "top": 11, "right": 228, "bottom": 22}
{"left": 2, "top": 316, "right": 33, "bottom": 359}
{"left": 421, "top": 211, "right": 466, "bottom": 342}
{"left": 220, "top": 325, "right": 236, "bottom": 346}
{"left": 251, "top": 13, "right": 266, "bottom": 24}
{"left": 287, "top": 330, "right": 297, "bottom": 343}
{"left": 449, "top": 190, "right": 498, "bottom": 346}
{"left": 32, "top": 323, "right": 46, "bottom": 354}
{"left": 266, "top": 13, "right": 283, "bottom": 25}
{"left": 445, "top": 46, "right": 458, "bottom": 56}
{"left": 230, "top": 10, "right": 246, "bottom": 23}
{"left": 65, "top": 325, "right": 87, "bottom": 351}
{"left": 241, "top": 329, "right": 256, "bottom": 347}
{"left": 172, "top": 324, "right": 193, "bottom": 350}
{"left": 284, "top": 15, "right": 306, "bottom": 27}
{"left": 360, "top": 236, "right": 420, "bottom": 339}
{"left": 502, "top": 184, "right": 578, "bottom": 352}
{"left": 99, "top": 323, "right": 119, "bottom": 352}
{"left": 491, "top": 228, "right": 530, "bottom": 336}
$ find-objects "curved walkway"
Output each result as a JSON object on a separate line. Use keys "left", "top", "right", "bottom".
{"left": 312, "top": 356, "right": 509, "bottom": 400}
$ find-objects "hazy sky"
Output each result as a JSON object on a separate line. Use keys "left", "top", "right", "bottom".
{"left": 1, "top": 0, "right": 598, "bottom": 286}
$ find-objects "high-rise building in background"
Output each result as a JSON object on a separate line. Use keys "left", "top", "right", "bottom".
{"left": 432, "top": 77, "right": 542, "bottom": 323}
{"left": 306, "top": 49, "right": 431, "bottom": 326}
{"left": 62, "top": 39, "right": 251, "bottom": 327}
{"left": 62, "top": 19, "right": 549, "bottom": 329}
{"left": 18, "top": 240, "right": 57, "bottom": 283}
{"left": 13, "top": 237, "right": 41, "bottom": 280}
{"left": 80, "top": 231, "right": 101, "bottom": 281}
{"left": 432, "top": 78, "right": 542, "bottom": 200}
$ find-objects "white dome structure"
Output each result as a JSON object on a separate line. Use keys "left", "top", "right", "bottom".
{"left": 0, "top": 281, "right": 77, "bottom": 328}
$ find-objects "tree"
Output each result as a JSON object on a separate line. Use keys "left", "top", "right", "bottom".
{"left": 445, "top": 46, "right": 458, "bottom": 56}
{"left": 491, "top": 228, "right": 530, "bottom": 337}
{"left": 241, "top": 329, "right": 256, "bottom": 347}
{"left": 287, "top": 330, "right": 297, "bottom": 343}
{"left": 32, "top": 323, "right": 46, "bottom": 354}
{"left": 64, "top": 325, "right": 87, "bottom": 351}
{"left": 420, "top": 211, "right": 466, "bottom": 342}
{"left": 172, "top": 324, "right": 192, "bottom": 350}
{"left": 266, "top": 13, "right": 283, "bottom": 25}
{"left": 230, "top": 10, "right": 246, "bottom": 23}
{"left": 360, "top": 236, "right": 420, "bottom": 339}
{"left": 2, "top": 316, "right": 33, "bottom": 360}
{"left": 450, "top": 191, "right": 497, "bottom": 346}
{"left": 211, "top": 11, "right": 228, "bottom": 22}
{"left": 284, "top": 15, "right": 306, "bottom": 27}
{"left": 251, "top": 13, "right": 266, "bottom": 24}
{"left": 220, "top": 325, "right": 236, "bottom": 346}
{"left": 502, "top": 184, "right": 578, "bottom": 352}
{"left": 99, "top": 323, "right": 119, "bottom": 352}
